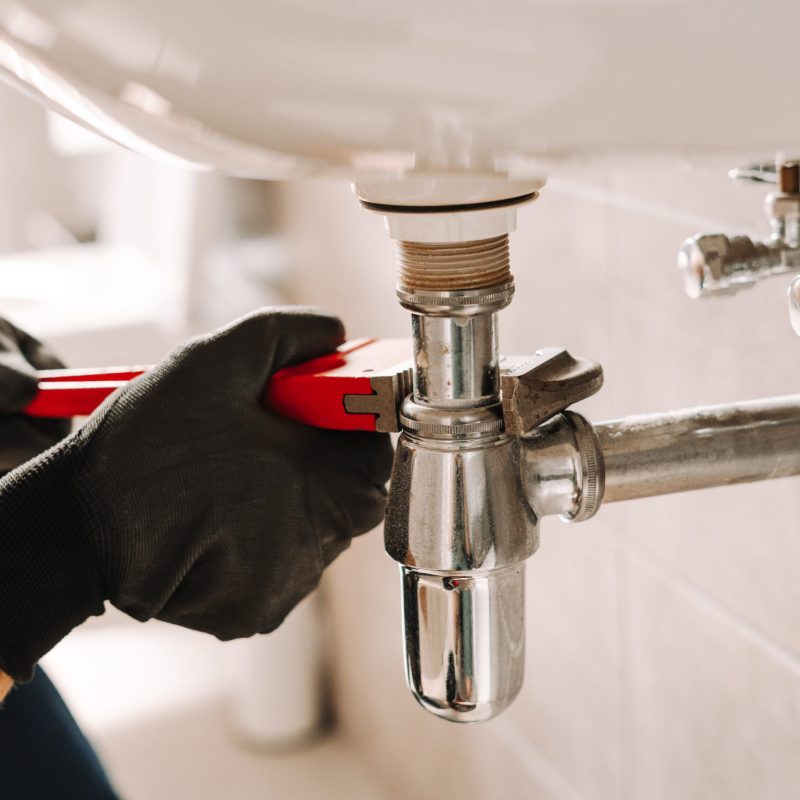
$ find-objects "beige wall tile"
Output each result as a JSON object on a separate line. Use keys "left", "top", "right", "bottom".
{"left": 609, "top": 481, "right": 800, "bottom": 661}
{"left": 603, "top": 164, "right": 766, "bottom": 232}
{"left": 629, "top": 556, "right": 800, "bottom": 800}
{"left": 277, "top": 178, "right": 404, "bottom": 339}
{"left": 507, "top": 523, "right": 624, "bottom": 800}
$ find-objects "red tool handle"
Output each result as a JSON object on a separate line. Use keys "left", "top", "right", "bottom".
{"left": 26, "top": 367, "right": 149, "bottom": 418}
{"left": 24, "top": 339, "right": 407, "bottom": 433}
{"left": 263, "top": 340, "right": 375, "bottom": 431}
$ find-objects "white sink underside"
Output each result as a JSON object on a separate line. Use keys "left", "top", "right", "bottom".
{"left": 1, "top": 0, "right": 797, "bottom": 182}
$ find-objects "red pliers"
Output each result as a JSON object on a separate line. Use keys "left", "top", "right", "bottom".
{"left": 24, "top": 339, "right": 413, "bottom": 433}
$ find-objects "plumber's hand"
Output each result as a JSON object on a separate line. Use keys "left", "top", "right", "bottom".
{"left": 0, "top": 309, "right": 393, "bottom": 682}
{"left": 0, "top": 318, "right": 71, "bottom": 477}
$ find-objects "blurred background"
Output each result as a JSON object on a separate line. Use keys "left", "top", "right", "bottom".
{"left": 2, "top": 78, "right": 800, "bottom": 799}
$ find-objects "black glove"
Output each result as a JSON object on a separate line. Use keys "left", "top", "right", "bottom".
{"left": 0, "top": 320, "right": 71, "bottom": 476}
{"left": 0, "top": 308, "right": 393, "bottom": 682}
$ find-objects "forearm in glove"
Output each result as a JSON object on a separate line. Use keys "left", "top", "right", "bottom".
{"left": 0, "top": 308, "right": 393, "bottom": 682}
{"left": 0, "top": 319, "right": 71, "bottom": 476}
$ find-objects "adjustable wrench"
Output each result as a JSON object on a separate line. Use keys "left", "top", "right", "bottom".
{"left": 25, "top": 338, "right": 414, "bottom": 433}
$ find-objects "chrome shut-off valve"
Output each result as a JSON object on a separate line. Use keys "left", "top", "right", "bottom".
{"left": 678, "top": 159, "right": 800, "bottom": 333}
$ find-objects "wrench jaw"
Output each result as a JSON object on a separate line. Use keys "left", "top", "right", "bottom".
{"left": 343, "top": 367, "right": 413, "bottom": 433}
{"left": 265, "top": 338, "right": 412, "bottom": 432}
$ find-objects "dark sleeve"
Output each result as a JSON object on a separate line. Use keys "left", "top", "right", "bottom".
{"left": 0, "top": 444, "right": 104, "bottom": 682}
{"left": 0, "top": 669, "right": 119, "bottom": 798}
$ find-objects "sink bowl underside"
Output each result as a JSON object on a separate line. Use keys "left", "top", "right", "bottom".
{"left": 1, "top": 0, "right": 798, "bottom": 180}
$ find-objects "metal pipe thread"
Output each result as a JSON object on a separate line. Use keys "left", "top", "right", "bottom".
{"left": 396, "top": 235, "right": 511, "bottom": 291}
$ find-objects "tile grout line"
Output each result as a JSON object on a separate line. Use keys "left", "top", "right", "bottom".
{"left": 601, "top": 171, "right": 637, "bottom": 800}
{"left": 489, "top": 717, "right": 589, "bottom": 800}
{"left": 546, "top": 176, "right": 758, "bottom": 234}
{"left": 597, "top": 528, "right": 800, "bottom": 679}
{"left": 616, "top": 548, "right": 637, "bottom": 800}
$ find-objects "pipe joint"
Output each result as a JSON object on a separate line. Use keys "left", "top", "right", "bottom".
{"left": 520, "top": 411, "right": 604, "bottom": 522}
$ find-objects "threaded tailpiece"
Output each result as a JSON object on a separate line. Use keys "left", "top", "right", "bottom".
{"left": 396, "top": 235, "right": 511, "bottom": 292}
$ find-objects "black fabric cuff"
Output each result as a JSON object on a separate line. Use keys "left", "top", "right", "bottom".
{"left": 0, "top": 441, "right": 105, "bottom": 682}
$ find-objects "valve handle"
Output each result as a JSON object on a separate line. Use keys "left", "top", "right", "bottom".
{"left": 730, "top": 160, "right": 800, "bottom": 194}
{"left": 729, "top": 162, "right": 778, "bottom": 185}
{"left": 500, "top": 348, "right": 603, "bottom": 436}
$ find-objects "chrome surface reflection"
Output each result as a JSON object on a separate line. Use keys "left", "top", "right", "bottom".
{"left": 401, "top": 565, "right": 525, "bottom": 723}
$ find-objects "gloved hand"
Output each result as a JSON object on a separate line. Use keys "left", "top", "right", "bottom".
{"left": 0, "top": 319, "right": 71, "bottom": 476}
{"left": 0, "top": 308, "right": 393, "bottom": 682}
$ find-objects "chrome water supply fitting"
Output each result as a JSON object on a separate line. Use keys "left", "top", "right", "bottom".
{"left": 678, "top": 159, "right": 800, "bottom": 318}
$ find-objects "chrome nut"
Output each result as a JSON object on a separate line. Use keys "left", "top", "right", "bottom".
{"left": 678, "top": 234, "right": 762, "bottom": 298}
{"left": 766, "top": 192, "right": 800, "bottom": 222}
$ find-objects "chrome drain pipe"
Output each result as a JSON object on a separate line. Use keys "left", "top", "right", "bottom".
{"left": 522, "top": 396, "right": 800, "bottom": 513}
{"left": 387, "top": 245, "right": 538, "bottom": 724}
{"left": 357, "top": 187, "right": 544, "bottom": 724}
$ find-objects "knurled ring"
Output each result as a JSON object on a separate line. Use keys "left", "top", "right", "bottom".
{"left": 399, "top": 414, "right": 504, "bottom": 437}
{"left": 562, "top": 410, "right": 604, "bottom": 522}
